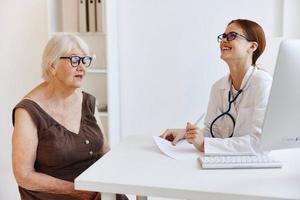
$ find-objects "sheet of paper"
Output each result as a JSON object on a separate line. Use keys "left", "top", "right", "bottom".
{"left": 152, "top": 136, "right": 200, "bottom": 160}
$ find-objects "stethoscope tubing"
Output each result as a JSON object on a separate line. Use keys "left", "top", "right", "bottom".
{"left": 209, "top": 67, "right": 256, "bottom": 138}
{"left": 209, "top": 90, "right": 242, "bottom": 138}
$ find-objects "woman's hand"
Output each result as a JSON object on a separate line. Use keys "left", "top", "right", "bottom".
{"left": 185, "top": 122, "right": 204, "bottom": 152}
{"left": 160, "top": 129, "right": 186, "bottom": 145}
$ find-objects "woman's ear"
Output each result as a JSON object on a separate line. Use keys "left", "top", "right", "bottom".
{"left": 249, "top": 41, "right": 258, "bottom": 53}
{"left": 49, "top": 62, "right": 57, "bottom": 76}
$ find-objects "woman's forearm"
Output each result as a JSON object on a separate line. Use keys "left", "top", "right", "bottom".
{"left": 16, "top": 170, "right": 79, "bottom": 196}
{"left": 16, "top": 170, "right": 98, "bottom": 199}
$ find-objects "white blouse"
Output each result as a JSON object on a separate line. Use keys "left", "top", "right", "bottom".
{"left": 201, "top": 66, "right": 272, "bottom": 155}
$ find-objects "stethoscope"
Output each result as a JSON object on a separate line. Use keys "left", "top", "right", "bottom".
{"left": 209, "top": 67, "right": 256, "bottom": 138}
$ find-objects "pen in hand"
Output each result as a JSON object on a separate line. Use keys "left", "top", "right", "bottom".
{"left": 185, "top": 113, "right": 205, "bottom": 137}
{"left": 193, "top": 113, "right": 206, "bottom": 127}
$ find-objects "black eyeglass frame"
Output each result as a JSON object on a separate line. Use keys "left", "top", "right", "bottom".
{"left": 60, "top": 55, "right": 93, "bottom": 68}
{"left": 217, "top": 31, "right": 251, "bottom": 43}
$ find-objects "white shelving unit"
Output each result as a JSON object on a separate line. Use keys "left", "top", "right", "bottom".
{"left": 87, "top": 68, "right": 107, "bottom": 74}
{"left": 47, "top": 0, "right": 121, "bottom": 146}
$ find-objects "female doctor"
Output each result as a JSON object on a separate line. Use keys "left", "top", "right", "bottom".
{"left": 161, "top": 19, "right": 272, "bottom": 155}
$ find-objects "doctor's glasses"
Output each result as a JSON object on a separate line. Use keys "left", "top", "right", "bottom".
{"left": 217, "top": 31, "right": 251, "bottom": 43}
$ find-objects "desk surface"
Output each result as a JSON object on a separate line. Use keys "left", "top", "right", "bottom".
{"left": 75, "top": 135, "right": 300, "bottom": 200}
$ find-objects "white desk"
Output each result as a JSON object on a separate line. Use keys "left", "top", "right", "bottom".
{"left": 75, "top": 135, "right": 300, "bottom": 200}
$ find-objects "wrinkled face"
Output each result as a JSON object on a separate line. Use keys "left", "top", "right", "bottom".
{"left": 52, "top": 47, "right": 87, "bottom": 89}
{"left": 219, "top": 23, "right": 254, "bottom": 64}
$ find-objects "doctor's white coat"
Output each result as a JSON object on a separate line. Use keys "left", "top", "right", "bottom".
{"left": 201, "top": 66, "right": 272, "bottom": 155}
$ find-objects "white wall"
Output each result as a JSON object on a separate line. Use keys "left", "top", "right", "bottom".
{"left": 0, "top": 0, "right": 299, "bottom": 199}
{"left": 283, "top": 0, "right": 300, "bottom": 38}
{"left": 118, "top": 0, "right": 284, "bottom": 138}
{"left": 0, "top": 1, "right": 48, "bottom": 199}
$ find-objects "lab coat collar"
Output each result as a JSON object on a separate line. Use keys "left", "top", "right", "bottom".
{"left": 218, "top": 66, "right": 256, "bottom": 90}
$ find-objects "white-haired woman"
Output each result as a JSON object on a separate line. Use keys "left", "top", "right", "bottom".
{"left": 12, "top": 34, "right": 128, "bottom": 200}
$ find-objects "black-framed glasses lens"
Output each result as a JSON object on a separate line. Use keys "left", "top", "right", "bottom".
{"left": 217, "top": 32, "right": 238, "bottom": 43}
{"left": 226, "top": 32, "right": 238, "bottom": 41}
{"left": 70, "top": 56, "right": 81, "bottom": 67}
{"left": 82, "top": 56, "right": 92, "bottom": 67}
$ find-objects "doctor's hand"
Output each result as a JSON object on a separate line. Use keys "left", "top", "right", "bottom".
{"left": 160, "top": 129, "right": 186, "bottom": 145}
{"left": 185, "top": 122, "right": 204, "bottom": 152}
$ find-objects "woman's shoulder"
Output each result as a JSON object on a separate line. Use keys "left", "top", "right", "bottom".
{"left": 82, "top": 91, "right": 96, "bottom": 102}
{"left": 253, "top": 67, "right": 273, "bottom": 84}
{"left": 211, "top": 74, "right": 230, "bottom": 90}
{"left": 14, "top": 83, "right": 46, "bottom": 114}
{"left": 81, "top": 91, "right": 97, "bottom": 113}
{"left": 23, "top": 82, "right": 48, "bottom": 101}
{"left": 13, "top": 96, "right": 44, "bottom": 127}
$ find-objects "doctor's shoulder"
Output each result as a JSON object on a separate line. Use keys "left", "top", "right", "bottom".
{"left": 211, "top": 74, "right": 229, "bottom": 91}
{"left": 252, "top": 67, "right": 272, "bottom": 87}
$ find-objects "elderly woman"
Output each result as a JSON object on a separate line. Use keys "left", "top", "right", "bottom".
{"left": 12, "top": 34, "right": 127, "bottom": 200}
{"left": 161, "top": 19, "right": 272, "bottom": 155}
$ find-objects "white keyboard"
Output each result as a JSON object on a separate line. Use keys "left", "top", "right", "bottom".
{"left": 199, "top": 154, "right": 282, "bottom": 169}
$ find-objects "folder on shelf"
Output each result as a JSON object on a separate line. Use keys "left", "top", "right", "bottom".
{"left": 96, "top": 0, "right": 103, "bottom": 32}
{"left": 88, "top": 0, "right": 96, "bottom": 32}
{"left": 62, "top": 0, "right": 78, "bottom": 32}
{"left": 78, "top": 0, "right": 88, "bottom": 32}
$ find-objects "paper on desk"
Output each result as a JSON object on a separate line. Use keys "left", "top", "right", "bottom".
{"left": 152, "top": 136, "right": 200, "bottom": 160}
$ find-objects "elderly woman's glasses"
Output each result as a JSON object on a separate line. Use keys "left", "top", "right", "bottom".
{"left": 60, "top": 55, "right": 92, "bottom": 68}
{"left": 217, "top": 32, "right": 251, "bottom": 43}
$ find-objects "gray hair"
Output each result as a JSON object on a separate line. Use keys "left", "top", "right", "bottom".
{"left": 41, "top": 33, "right": 90, "bottom": 81}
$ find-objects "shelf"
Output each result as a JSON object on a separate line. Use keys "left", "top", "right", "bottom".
{"left": 87, "top": 69, "right": 107, "bottom": 74}
{"left": 99, "top": 112, "right": 109, "bottom": 117}
{"left": 50, "top": 32, "right": 106, "bottom": 37}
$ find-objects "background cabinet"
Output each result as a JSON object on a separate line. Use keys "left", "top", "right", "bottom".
{"left": 47, "top": 0, "right": 120, "bottom": 145}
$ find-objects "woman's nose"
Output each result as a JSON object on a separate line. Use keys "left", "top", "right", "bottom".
{"left": 76, "top": 62, "right": 86, "bottom": 71}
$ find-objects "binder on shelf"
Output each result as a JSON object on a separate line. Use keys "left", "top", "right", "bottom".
{"left": 96, "top": 0, "right": 103, "bottom": 32}
{"left": 78, "top": 0, "right": 88, "bottom": 32}
{"left": 88, "top": 0, "right": 96, "bottom": 32}
{"left": 62, "top": 0, "right": 78, "bottom": 32}
{"left": 97, "top": 104, "right": 108, "bottom": 113}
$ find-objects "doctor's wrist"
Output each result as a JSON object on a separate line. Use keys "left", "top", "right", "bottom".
{"left": 194, "top": 137, "right": 205, "bottom": 152}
